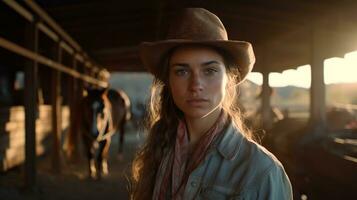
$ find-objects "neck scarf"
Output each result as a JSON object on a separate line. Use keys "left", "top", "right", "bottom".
{"left": 154, "top": 111, "right": 227, "bottom": 200}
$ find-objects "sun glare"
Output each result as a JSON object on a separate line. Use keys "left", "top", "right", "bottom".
{"left": 247, "top": 50, "right": 357, "bottom": 88}
{"left": 246, "top": 72, "right": 262, "bottom": 85}
{"left": 325, "top": 51, "right": 357, "bottom": 84}
{"left": 266, "top": 66, "right": 311, "bottom": 88}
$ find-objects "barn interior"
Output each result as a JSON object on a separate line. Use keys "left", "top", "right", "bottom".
{"left": 1, "top": 0, "right": 357, "bottom": 199}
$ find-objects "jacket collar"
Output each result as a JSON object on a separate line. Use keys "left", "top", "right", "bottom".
{"left": 215, "top": 121, "right": 244, "bottom": 160}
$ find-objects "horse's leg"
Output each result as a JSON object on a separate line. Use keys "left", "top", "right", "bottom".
{"left": 102, "top": 138, "right": 110, "bottom": 175}
{"left": 89, "top": 146, "right": 97, "bottom": 179}
{"left": 97, "top": 138, "right": 110, "bottom": 178}
{"left": 83, "top": 135, "right": 97, "bottom": 179}
{"left": 117, "top": 119, "right": 125, "bottom": 160}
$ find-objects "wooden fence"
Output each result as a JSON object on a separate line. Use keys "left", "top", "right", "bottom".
{"left": 0, "top": 105, "right": 69, "bottom": 171}
{"left": 0, "top": 0, "right": 108, "bottom": 189}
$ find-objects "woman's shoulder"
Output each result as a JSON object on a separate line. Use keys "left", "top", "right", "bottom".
{"left": 218, "top": 125, "right": 284, "bottom": 174}
{"left": 211, "top": 126, "right": 291, "bottom": 195}
{"left": 238, "top": 135, "right": 293, "bottom": 198}
{"left": 243, "top": 136, "right": 282, "bottom": 168}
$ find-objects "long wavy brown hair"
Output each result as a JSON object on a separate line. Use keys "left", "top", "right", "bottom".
{"left": 130, "top": 45, "right": 254, "bottom": 199}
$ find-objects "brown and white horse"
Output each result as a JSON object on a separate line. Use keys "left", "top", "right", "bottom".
{"left": 68, "top": 87, "right": 131, "bottom": 179}
{"left": 107, "top": 88, "right": 131, "bottom": 157}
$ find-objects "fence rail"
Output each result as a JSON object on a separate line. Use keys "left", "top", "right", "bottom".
{"left": 331, "top": 103, "right": 357, "bottom": 111}
{"left": 0, "top": 0, "right": 111, "bottom": 189}
{"left": 0, "top": 37, "right": 108, "bottom": 88}
{"left": 1, "top": 0, "right": 107, "bottom": 87}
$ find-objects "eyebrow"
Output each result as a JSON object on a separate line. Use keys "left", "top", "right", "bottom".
{"left": 170, "top": 60, "right": 222, "bottom": 68}
{"left": 170, "top": 63, "right": 190, "bottom": 68}
{"left": 202, "top": 61, "right": 221, "bottom": 66}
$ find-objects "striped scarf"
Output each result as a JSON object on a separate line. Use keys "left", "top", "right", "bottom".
{"left": 154, "top": 111, "right": 227, "bottom": 200}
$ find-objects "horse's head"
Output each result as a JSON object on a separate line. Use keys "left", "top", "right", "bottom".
{"left": 84, "top": 88, "right": 109, "bottom": 138}
{"left": 88, "top": 88, "right": 106, "bottom": 114}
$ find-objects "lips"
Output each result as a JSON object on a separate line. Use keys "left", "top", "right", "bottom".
{"left": 186, "top": 98, "right": 209, "bottom": 106}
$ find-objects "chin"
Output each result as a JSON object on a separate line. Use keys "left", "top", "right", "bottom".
{"left": 185, "top": 113, "right": 207, "bottom": 119}
{"left": 183, "top": 108, "right": 215, "bottom": 119}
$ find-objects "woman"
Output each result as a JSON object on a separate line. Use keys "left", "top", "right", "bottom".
{"left": 131, "top": 8, "right": 293, "bottom": 199}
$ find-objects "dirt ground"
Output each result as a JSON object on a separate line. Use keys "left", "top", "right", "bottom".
{"left": 0, "top": 125, "right": 143, "bottom": 200}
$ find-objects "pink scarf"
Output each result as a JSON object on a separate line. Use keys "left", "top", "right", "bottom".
{"left": 154, "top": 111, "right": 227, "bottom": 200}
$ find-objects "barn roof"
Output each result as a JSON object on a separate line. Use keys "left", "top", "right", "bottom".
{"left": 37, "top": 0, "right": 357, "bottom": 73}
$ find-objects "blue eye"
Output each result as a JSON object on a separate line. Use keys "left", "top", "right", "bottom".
{"left": 174, "top": 69, "right": 188, "bottom": 76}
{"left": 204, "top": 67, "right": 218, "bottom": 75}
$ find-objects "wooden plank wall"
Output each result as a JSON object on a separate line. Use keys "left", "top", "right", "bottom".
{"left": 0, "top": 105, "right": 69, "bottom": 171}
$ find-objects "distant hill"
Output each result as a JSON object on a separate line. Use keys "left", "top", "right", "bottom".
{"left": 326, "top": 83, "right": 357, "bottom": 105}
{"left": 274, "top": 85, "right": 308, "bottom": 99}
{"left": 239, "top": 81, "right": 357, "bottom": 113}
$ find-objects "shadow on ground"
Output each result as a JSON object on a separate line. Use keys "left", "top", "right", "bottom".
{"left": 0, "top": 126, "right": 143, "bottom": 200}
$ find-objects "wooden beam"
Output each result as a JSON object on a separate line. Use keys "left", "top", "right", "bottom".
{"left": 60, "top": 41, "right": 74, "bottom": 55}
{"left": 22, "top": 0, "right": 102, "bottom": 73}
{"left": 0, "top": 37, "right": 108, "bottom": 88}
{"left": 261, "top": 69, "right": 273, "bottom": 130}
{"left": 66, "top": 54, "right": 79, "bottom": 161}
{"left": 37, "top": 22, "right": 59, "bottom": 42}
{"left": 23, "top": 0, "right": 82, "bottom": 52}
{"left": 51, "top": 42, "right": 62, "bottom": 173}
{"left": 3, "top": 0, "right": 34, "bottom": 22}
{"left": 309, "top": 25, "right": 327, "bottom": 137}
{"left": 24, "top": 18, "right": 38, "bottom": 191}
{"left": 2, "top": 0, "right": 93, "bottom": 65}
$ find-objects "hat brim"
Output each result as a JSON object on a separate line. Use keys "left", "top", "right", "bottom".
{"left": 139, "top": 39, "right": 255, "bottom": 84}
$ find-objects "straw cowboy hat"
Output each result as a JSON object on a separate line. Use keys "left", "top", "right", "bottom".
{"left": 140, "top": 8, "right": 255, "bottom": 84}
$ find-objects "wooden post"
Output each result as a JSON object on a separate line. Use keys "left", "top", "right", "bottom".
{"left": 51, "top": 42, "right": 62, "bottom": 173}
{"left": 309, "top": 25, "right": 327, "bottom": 138}
{"left": 67, "top": 53, "right": 79, "bottom": 161}
{"left": 261, "top": 69, "right": 272, "bottom": 130}
{"left": 24, "top": 19, "right": 38, "bottom": 190}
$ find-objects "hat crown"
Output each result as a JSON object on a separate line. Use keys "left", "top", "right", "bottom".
{"left": 167, "top": 8, "right": 228, "bottom": 41}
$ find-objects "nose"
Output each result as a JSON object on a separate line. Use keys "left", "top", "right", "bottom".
{"left": 189, "top": 73, "right": 203, "bottom": 93}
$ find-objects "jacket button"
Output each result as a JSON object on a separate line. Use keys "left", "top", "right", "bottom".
{"left": 191, "top": 181, "right": 197, "bottom": 187}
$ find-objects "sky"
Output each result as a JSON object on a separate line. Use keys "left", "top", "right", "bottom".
{"left": 247, "top": 50, "right": 357, "bottom": 88}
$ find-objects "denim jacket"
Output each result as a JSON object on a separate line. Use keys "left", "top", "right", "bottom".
{"left": 169, "top": 121, "right": 293, "bottom": 200}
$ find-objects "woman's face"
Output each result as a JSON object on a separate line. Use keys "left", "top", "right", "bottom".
{"left": 169, "top": 45, "right": 228, "bottom": 119}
